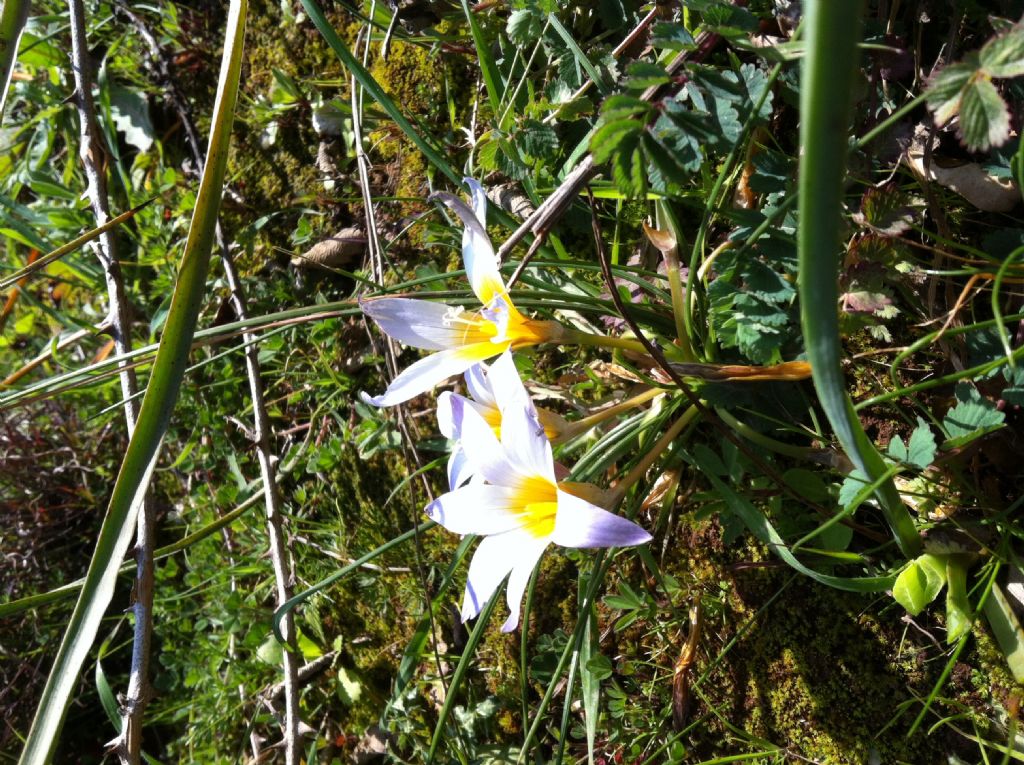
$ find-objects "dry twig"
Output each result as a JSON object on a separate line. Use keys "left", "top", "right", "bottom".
{"left": 67, "top": 0, "right": 156, "bottom": 759}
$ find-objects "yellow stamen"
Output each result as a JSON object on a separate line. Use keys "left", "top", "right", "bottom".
{"left": 513, "top": 475, "right": 559, "bottom": 538}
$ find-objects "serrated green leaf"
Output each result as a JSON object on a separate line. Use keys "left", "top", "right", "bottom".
{"left": 611, "top": 134, "right": 645, "bottom": 198}
{"left": 905, "top": 418, "right": 937, "bottom": 469}
{"left": 625, "top": 61, "right": 670, "bottom": 90}
{"left": 650, "top": 111, "right": 703, "bottom": 172}
{"left": 958, "top": 74, "right": 1011, "bottom": 151}
{"left": 590, "top": 118, "right": 642, "bottom": 163}
{"left": 517, "top": 120, "right": 558, "bottom": 161}
{"left": 507, "top": 8, "right": 543, "bottom": 48}
{"left": 854, "top": 184, "right": 914, "bottom": 236}
{"left": 893, "top": 554, "right": 947, "bottom": 616}
{"left": 1003, "top": 365, "right": 1024, "bottom": 405}
{"left": 599, "top": 93, "right": 652, "bottom": 122}
{"left": 651, "top": 22, "right": 695, "bottom": 50}
{"left": 925, "top": 61, "right": 976, "bottom": 125}
{"left": 943, "top": 382, "right": 1005, "bottom": 440}
{"left": 743, "top": 259, "right": 796, "bottom": 303}
{"left": 641, "top": 131, "right": 692, "bottom": 189}
{"left": 980, "top": 25, "right": 1024, "bottom": 78}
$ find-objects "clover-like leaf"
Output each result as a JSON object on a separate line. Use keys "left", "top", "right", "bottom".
{"left": 957, "top": 74, "right": 1011, "bottom": 152}
{"left": 854, "top": 184, "right": 914, "bottom": 236}
{"left": 943, "top": 382, "right": 1005, "bottom": 444}
{"left": 888, "top": 418, "right": 937, "bottom": 470}
{"left": 979, "top": 24, "right": 1024, "bottom": 78}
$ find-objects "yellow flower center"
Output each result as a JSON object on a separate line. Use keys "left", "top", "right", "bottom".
{"left": 513, "top": 475, "right": 559, "bottom": 538}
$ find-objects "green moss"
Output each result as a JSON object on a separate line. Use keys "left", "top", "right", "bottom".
{"left": 653, "top": 513, "right": 987, "bottom": 763}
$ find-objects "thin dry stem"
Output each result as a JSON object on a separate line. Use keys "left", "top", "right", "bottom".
{"left": 67, "top": 0, "right": 154, "bottom": 759}
{"left": 116, "top": 6, "right": 301, "bottom": 758}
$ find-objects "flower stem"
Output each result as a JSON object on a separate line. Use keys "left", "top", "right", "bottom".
{"left": 558, "top": 387, "right": 663, "bottom": 441}
{"left": 714, "top": 407, "right": 818, "bottom": 460}
{"left": 564, "top": 327, "right": 650, "bottom": 355}
{"left": 608, "top": 405, "right": 699, "bottom": 506}
{"left": 655, "top": 200, "right": 697, "bottom": 362}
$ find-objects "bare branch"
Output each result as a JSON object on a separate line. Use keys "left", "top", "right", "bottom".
{"left": 66, "top": 0, "right": 155, "bottom": 760}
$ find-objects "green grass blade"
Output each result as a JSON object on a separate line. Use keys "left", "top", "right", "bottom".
{"left": 0, "top": 0, "right": 30, "bottom": 123}
{"left": 796, "top": 0, "right": 920, "bottom": 557}
{"left": 426, "top": 582, "right": 499, "bottom": 764}
{"left": 0, "top": 200, "right": 152, "bottom": 290}
{"left": 299, "top": 0, "right": 460, "bottom": 187}
{"left": 547, "top": 13, "right": 610, "bottom": 95}
{"left": 689, "top": 449, "right": 896, "bottom": 593}
{"left": 459, "top": 0, "right": 503, "bottom": 120}
{"left": 17, "top": 0, "right": 248, "bottom": 759}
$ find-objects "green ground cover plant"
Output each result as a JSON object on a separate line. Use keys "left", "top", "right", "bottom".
{"left": 1, "top": 0, "right": 1023, "bottom": 763}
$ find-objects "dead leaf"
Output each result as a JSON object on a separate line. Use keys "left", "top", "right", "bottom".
{"left": 903, "top": 124, "right": 1020, "bottom": 212}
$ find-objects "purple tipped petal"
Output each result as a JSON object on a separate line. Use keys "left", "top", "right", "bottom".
{"left": 465, "top": 176, "right": 488, "bottom": 222}
{"left": 551, "top": 491, "right": 652, "bottom": 549}
{"left": 432, "top": 183, "right": 505, "bottom": 306}
{"left": 464, "top": 363, "right": 495, "bottom": 408}
{"left": 361, "top": 297, "right": 484, "bottom": 351}
{"left": 436, "top": 391, "right": 457, "bottom": 438}
{"left": 447, "top": 448, "right": 472, "bottom": 490}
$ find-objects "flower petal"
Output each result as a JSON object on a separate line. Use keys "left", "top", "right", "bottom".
{"left": 461, "top": 530, "right": 547, "bottom": 624}
{"left": 487, "top": 350, "right": 531, "bottom": 410}
{"left": 464, "top": 362, "right": 495, "bottom": 408}
{"left": 362, "top": 343, "right": 499, "bottom": 407}
{"left": 427, "top": 483, "right": 529, "bottom": 536}
{"left": 434, "top": 180, "right": 507, "bottom": 307}
{"left": 501, "top": 404, "right": 556, "bottom": 483}
{"left": 460, "top": 534, "right": 516, "bottom": 622}
{"left": 447, "top": 447, "right": 472, "bottom": 490}
{"left": 436, "top": 391, "right": 457, "bottom": 439}
{"left": 501, "top": 535, "right": 549, "bottom": 632}
{"left": 551, "top": 490, "right": 652, "bottom": 549}
{"left": 445, "top": 393, "right": 523, "bottom": 485}
{"left": 361, "top": 297, "right": 492, "bottom": 350}
{"left": 486, "top": 351, "right": 554, "bottom": 478}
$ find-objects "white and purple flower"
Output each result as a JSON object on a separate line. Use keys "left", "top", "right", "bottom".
{"left": 427, "top": 353, "right": 652, "bottom": 632}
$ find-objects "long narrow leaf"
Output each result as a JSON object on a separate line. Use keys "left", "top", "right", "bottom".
{"left": 459, "top": 0, "right": 503, "bottom": 120}
{"left": 0, "top": 0, "right": 30, "bottom": 122}
{"left": 299, "top": 0, "right": 459, "bottom": 187}
{"left": 0, "top": 200, "right": 152, "bottom": 290}
{"left": 17, "top": 0, "right": 248, "bottom": 759}
{"left": 796, "top": 0, "right": 920, "bottom": 557}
